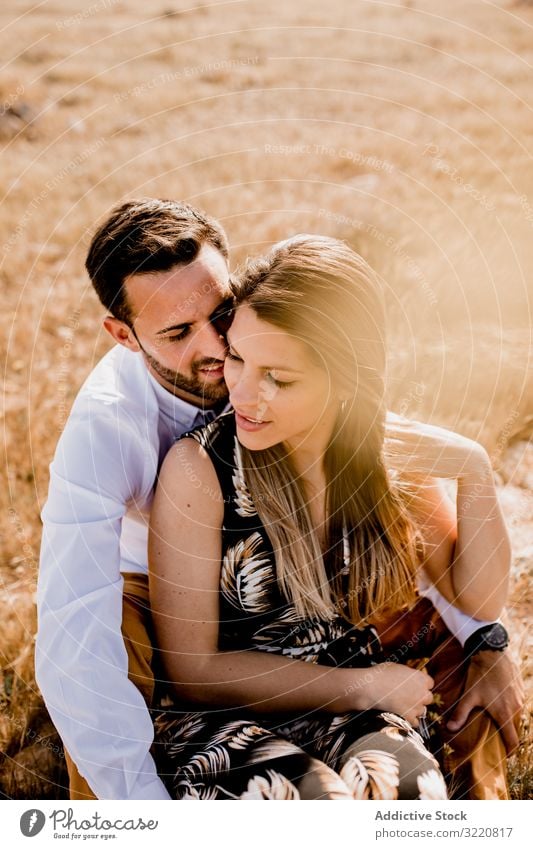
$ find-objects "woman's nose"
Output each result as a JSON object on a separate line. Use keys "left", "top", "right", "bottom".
{"left": 228, "top": 366, "right": 263, "bottom": 406}
{"left": 229, "top": 374, "right": 274, "bottom": 416}
{"left": 228, "top": 374, "right": 256, "bottom": 408}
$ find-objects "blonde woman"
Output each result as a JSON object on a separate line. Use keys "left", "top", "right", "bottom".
{"left": 149, "top": 236, "right": 511, "bottom": 800}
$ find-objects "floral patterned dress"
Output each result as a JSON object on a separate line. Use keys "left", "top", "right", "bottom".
{"left": 153, "top": 412, "right": 447, "bottom": 800}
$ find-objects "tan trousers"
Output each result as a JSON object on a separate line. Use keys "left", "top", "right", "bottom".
{"left": 67, "top": 577, "right": 507, "bottom": 800}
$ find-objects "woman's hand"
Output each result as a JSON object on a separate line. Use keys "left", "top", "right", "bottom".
{"left": 357, "top": 662, "right": 435, "bottom": 728}
{"left": 384, "top": 412, "right": 491, "bottom": 483}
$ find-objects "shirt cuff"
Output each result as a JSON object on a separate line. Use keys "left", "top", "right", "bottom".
{"left": 418, "top": 579, "right": 495, "bottom": 647}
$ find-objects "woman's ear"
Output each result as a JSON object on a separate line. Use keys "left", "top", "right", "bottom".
{"left": 338, "top": 390, "right": 352, "bottom": 404}
{"left": 102, "top": 316, "right": 141, "bottom": 352}
{"left": 337, "top": 393, "right": 350, "bottom": 414}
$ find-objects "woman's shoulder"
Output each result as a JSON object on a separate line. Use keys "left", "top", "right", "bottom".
{"left": 179, "top": 409, "right": 236, "bottom": 455}
{"left": 161, "top": 410, "right": 237, "bottom": 503}
{"left": 157, "top": 420, "right": 234, "bottom": 522}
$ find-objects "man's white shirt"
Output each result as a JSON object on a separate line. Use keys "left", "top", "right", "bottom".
{"left": 36, "top": 344, "right": 219, "bottom": 800}
{"left": 35, "top": 343, "right": 490, "bottom": 800}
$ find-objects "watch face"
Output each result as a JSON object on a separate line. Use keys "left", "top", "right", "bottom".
{"left": 485, "top": 623, "right": 508, "bottom": 649}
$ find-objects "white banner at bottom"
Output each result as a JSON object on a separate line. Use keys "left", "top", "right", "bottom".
{"left": 4, "top": 799, "right": 532, "bottom": 849}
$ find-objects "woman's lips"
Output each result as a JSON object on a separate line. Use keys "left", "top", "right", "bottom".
{"left": 235, "top": 411, "right": 271, "bottom": 432}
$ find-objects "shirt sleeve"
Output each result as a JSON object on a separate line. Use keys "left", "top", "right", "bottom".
{"left": 35, "top": 411, "right": 171, "bottom": 800}
{"left": 417, "top": 575, "right": 495, "bottom": 647}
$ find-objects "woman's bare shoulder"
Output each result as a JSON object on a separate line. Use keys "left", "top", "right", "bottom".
{"left": 156, "top": 435, "right": 224, "bottom": 518}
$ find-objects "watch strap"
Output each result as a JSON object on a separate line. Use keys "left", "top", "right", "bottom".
{"left": 463, "top": 623, "right": 509, "bottom": 658}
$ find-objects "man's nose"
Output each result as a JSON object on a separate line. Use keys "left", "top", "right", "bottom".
{"left": 196, "top": 320, "right": 227, "bottom": 360}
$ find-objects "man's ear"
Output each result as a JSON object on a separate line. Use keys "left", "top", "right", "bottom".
{"left": 102, "top": 316, "right": 141, "bottom": 352}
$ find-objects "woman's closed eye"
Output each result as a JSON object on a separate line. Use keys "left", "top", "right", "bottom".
{"left": 226, "top": 350, "right": 243, "bottom": 363}
{"left": 265, "top": 372, "right": 294, "bottom": 389}
{"left": 226, "top": 348, "right": 295, "bottom": 389}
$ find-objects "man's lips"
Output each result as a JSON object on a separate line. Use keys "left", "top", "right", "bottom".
{"left": 197, "top": 363, "right": 225, "bottom": 379}
{"left": 235, "top": 410, "right": 271, "bottom": 432}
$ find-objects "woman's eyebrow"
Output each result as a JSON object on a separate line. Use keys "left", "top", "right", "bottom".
{"left": 265, "top": 365, "right": 305, "bottom": 373}
{"left": 227, "top": 338, "right": 305, "bottom": 373}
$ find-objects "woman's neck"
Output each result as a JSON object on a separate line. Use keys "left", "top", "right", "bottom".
{"left": 296, "top": 465, "right": 328, "bottom": 548}
{"left": 282, "top": 410, "right": 338, "bottom": 544}
{"left": 291, "top": 456, "right": 326, "bottom": 506}
{"left": 282, "top": 400, "right": 339, "bottom": 486}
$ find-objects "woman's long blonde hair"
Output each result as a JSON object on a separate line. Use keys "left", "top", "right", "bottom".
{"left": 231, "top": 235, "right": 423, "bottom": 625}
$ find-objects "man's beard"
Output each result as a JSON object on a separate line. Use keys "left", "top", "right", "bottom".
{"left": 143, "top": 350, "right": 228, "bottom": 404}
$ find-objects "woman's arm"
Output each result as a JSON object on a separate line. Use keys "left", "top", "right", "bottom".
{"left": 394, "top": 438, "right": 511, "bottom": 621}
{"left": 148, "top": 437, "right": 433, "bottom": 725}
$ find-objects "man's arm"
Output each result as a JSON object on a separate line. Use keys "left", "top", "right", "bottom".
{"left": 402, "top": 473, "right": 523, "bottom": 749}
{"left": 418, "top": 581, "right": 524, "bottom": 752}
{"left": 35, "top": 412, "right": 170, "bottom": 800}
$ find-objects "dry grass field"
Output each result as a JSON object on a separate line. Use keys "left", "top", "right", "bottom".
{"left": 1, "top": 0, "right": 532, "bottom": 798}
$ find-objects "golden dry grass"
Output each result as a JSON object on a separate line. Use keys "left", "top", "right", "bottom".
{"left": 1, "top": 0, "right": 532, "bottom": 798}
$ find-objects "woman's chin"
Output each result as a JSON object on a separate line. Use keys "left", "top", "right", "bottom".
{"left": 235, "top": 424, "right": 277, "bottom": 451}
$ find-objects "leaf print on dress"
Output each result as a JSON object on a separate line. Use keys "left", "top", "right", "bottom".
{"left": 312, "top": 714, "right": 355, "bottom": 768}
{"left": 289, "top": 762, "right": 353, "bottom": 800}
{"left": 314, "top": 730, "right": 348, "bottom": 769}
{"left": 186, "top": 420, "right": 219, "bottom": 451}
{"left": 417, "top": 769, "right": 448, "bottom": 799}
{"left": 209, "top": 720, "right": 271, "bottom": 751}
{"left": 176, "top": 782, "right": 221, "bottom": 800}
{"left": 232, "top": 437, "right": 257, "bottom": 516}
{"left": 253, "top": 612, "right": 330, "bottom": 659}
{"left": 245, "top": 737, "right": 304, "bottom": 767}
{"left": 275, "top": 718, "right": 324, "bottom": 749}
{"left": 240, "top": 769, "right": 300, "bottom": 799}
{"left": 155, "top": 712, "right": 207, "bottom": 759}
{"left": 180, "top": 744, "right": 231, "bottom": 783}
{"left": 340, "top": 749, "right": 400, "bottom": 800}
{"left": 221, "top": 532, "right": 275, "bottom": 613}
{"left": 379, "top": 712, "right": 438, "bottom": 763}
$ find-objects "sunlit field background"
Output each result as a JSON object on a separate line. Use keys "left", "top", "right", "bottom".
{"left": 1, "top": 0, "right": 532, "bottom": 798}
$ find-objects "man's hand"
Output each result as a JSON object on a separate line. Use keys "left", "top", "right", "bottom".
{"left": 446, "top": 649, "right": 525, "bottom": 754}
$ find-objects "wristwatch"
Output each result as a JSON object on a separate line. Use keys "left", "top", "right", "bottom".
{"left": 463, "top": 623, "right": 509, "bottom": 659}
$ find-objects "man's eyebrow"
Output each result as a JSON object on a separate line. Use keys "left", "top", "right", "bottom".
{"left": 227, "top": 339, "right": 305, "bottom": 373}
{"left": 156, "top": 321, "right": 192, "bottom": 336}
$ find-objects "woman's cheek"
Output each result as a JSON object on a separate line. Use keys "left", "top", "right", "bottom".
{"left": 223, "top": 359, "right": 237, "bottom": 389}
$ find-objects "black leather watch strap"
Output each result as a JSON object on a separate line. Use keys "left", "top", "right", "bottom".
{"left": 463, "top": 623, "right": 509, "bottom": 659}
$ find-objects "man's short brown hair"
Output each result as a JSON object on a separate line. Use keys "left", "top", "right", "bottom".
{"left": 85, "top": 198, "right": 229, "bottom": 324}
